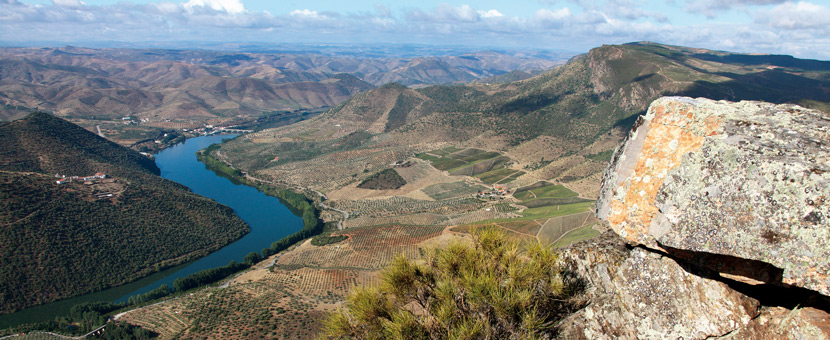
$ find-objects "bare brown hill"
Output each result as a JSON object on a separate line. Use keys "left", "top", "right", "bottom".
{"left": 221, "top": 42, "right": 830, "bottom": 197}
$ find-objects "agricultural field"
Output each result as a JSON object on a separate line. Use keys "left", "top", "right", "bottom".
{"left": 416, "top": 147, "right": 523, "bottom": 182}
{"left": 121, "top": 222, "right": 450, "bottom": 340}
{"left": 537, "top": 211, "right": 596, "bottom": 244}
{"left": 552, "top": 222, "right": 601, "bottom": 248}
{"left": 512, "top": 182, "right": 594, "bottom": 207}
{"left": 421, "top": 181, "right": 488, "bottom": 200}
{"left": 331, "top": 196, "right": 483, "bottom": 218}
{"left": 475, "top": 167, "right": 524, "bottom": 184}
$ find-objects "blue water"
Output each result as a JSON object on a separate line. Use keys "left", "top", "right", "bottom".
{"left": 117, "top": 134, "right": 304, "bottom": 300}
{"left": 0, "top": 134, "right": 303, "bottom": 327}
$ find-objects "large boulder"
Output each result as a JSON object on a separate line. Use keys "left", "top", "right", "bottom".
{"left": 558, "top": 230, "right": 760, "bottom": 339}
{"left": 596, "top": 97, "right": 830, "bottom": 295}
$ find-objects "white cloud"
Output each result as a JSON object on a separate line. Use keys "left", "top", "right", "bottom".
{"left": 535, "top": 7, "right": 572, "bottom": 21}
{"left": 478, "top": 9, "right": 504, "bottom": 18}
{"left": 290, "top": 9, "right": 318, "bottom": 18}
{"left": 0, "top": 0, "right": 829, "bottom": 60}
{"left": 754, "top": 1, "right": 830, "bottom": 30}
{"left": 183, "top": 0, "right": 245, "bottom": 14}
{"left": 53, "top": 0, "right": 85, "bottom": 8}
{"left": 685, "top": 0, "right": 787, "bottom": 18}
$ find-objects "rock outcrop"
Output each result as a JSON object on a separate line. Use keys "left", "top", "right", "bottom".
{"left": 596, "top": 97, "right": 830, "bottom": 295}
{"left": 558, "top": 230, "right": 760, "bottom": 339}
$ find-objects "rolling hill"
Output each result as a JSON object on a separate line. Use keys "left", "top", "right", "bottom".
{"left": 0, "top": 112, "right": 249, "bottom": 314}
{"left": 116, "top": 42, "right": 830, "bottom": 339}
{"left": 218, "top": 42, "right": 830, "bottom": 198}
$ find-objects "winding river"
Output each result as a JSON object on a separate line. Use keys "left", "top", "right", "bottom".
{"left": 0, "top": 134, "right": 304, "bottom": 327}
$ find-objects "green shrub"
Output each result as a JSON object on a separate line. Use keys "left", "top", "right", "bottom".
{"left": 322, "top": 227, "right": 585, "bottom": 339}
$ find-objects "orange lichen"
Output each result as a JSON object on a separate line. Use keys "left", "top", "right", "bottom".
{"left": 606, "top": 102, "right": 722, "bottom": 243}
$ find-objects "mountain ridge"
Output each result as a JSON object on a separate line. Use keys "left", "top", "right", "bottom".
{"left": 0, "top": 112, "right": 249, "bottom": 314}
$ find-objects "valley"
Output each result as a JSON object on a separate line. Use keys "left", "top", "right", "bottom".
{"left": 2, "top": 41, "right": 830, "bottom": 339}
{"left": 101, "top": 42, "right": 830, "bottom": 339}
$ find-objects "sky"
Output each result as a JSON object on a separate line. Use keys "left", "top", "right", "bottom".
{"left": 2, "top": 0, "right": 830, "bottom": 59}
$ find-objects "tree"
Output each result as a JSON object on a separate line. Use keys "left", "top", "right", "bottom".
{"left": 322, "top": 227, "right": 585, "bottom": 340}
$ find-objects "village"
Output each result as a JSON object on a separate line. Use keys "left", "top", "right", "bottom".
{"left": 55, "top": 172, "right": 107, "bottom": 185}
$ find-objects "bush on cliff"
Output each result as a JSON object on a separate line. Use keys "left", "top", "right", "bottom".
{"left": 322, "top": 227, "right": 585, "bottom": 339}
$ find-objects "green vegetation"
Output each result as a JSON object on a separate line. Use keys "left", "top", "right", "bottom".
{"left": 322, "top": 227, "right": 585, "bottom": 339}
{"left": 0, "top": 113, "right": 249, "bottom": 315}
{"left": 552, "top": 224, "right": 601, "bottom": 248}
{"left": 415, "top": 152, "right": 466, "bottom": 171}
{"left": 520, "top": 202, "right": 594, "bottom": 220}
{"left": 197, "top": 144, "right": 242, "bottom": 177}
{"left": 311, "top": 222, "right": 348, "bottom": 246}
{"left": 421, "top": 181, "right": 487, "bottom": 200}
{"left": 514, "top": 183, "right": 579, "bottom": 201}
{"left": 261, "top": 190, "right": 323, "bottom": 258}
{"left": 270, "top": 130, "right": 374, "bottom": 166}
{"left": 475, "top": 167, "right": 522, "bottom": 184}
{"left": 585, "top": 149, "right": 615, "bottom": 163}
{"left": 89, "top": 321, "right": 158, "bottom": 340}
{"left": 417, "top": 148, "right": 521, "bottom": 182}
{"left": 173, "top": 261, "right": 249, "bottom": 292}
{"left": 357, "top": 168, "right": 407, "bottom": 190}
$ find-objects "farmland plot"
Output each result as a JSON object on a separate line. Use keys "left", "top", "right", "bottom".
{"left": 277, "top": 224, "right": 444, "bottom": 269}
{"left": 421, "top": 181, "right": 488, "bottom": 200}
{"left": 537, "top": 211, "right": 593, "bottom": 244}
{"left": 331, "top": 196, "right": 482, "bottom": 218}
{"left": 342, "top": 213, "right": 449, "bottom": 228}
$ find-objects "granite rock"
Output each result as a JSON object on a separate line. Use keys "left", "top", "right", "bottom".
{"left": 558, "top": 230, "right": 760, "bottom": 339}
{"left": 596, "top": 97, "right": 830, "bottom": 295}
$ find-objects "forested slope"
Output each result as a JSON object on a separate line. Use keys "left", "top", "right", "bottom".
{"left": 0, "top": 113, "right": 249, "bottom": 314}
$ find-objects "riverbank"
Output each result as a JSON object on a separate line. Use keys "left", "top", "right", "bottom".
{"left": 0, "top": 135, "right": 312, "bottom": 336}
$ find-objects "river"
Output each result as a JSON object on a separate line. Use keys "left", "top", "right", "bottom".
{"left": 0, "top": 134, "right": 304, "bottom": 328}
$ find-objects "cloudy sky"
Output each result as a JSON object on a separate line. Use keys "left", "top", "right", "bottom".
{"left": 2, "top": 0, "right": 830, "bottom": 59}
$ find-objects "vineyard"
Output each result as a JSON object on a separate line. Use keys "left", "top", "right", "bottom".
{"left": 421, "top": 181, "right": 487, "bottom": 200}
{"left": 537, "top": 211, "right": 594, "bottom": 244}
{"left": 415, "top": 146, "right": 526, "bottom": 185}
{"left": 331, "top": 196, "right": 483, "bottom": 218}
{"left": 342, "top": 213, "right": 449, "bottom": 228}
{"left": 119, "top": 303, "right": 191, "bottom": 339}
{"left": 258, "top": 145, "right": 413, "bottom": 190}
{"left": 264, "top": 267, "right": 376, "bottom": 303}
{"left": 276, "top": 224, "right": 445, "bottom": 269}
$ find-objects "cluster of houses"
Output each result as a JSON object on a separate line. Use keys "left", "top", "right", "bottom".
{"left": 477, "top": 186, "right": 511, "bottom": 199}
{"left": 55, "top": 172, "right": 107, "bottom": 184}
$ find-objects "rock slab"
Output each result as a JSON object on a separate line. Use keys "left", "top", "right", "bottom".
{"left": 558, "top": 230, "right": 760, "bottom": 339}
{"left": 597, "top": 97, "right": 830, "bottom": 295}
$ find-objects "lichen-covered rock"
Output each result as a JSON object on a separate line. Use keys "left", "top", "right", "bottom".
{"left": 558, "top": 230, "right": 760, "bottom": 339}
{"left": 713, "top": 306, "right": 830, "bottom": 340}
{"left": 596, "top": 97, "right": 830, "bottom": 295}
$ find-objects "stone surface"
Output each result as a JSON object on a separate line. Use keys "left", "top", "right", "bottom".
{"left": 715, "top": 306, "right": 830, "bottom": 340}
{"left": 558, "top": 230, "right": 760, "bottom": 339}
{"left": 596, "top": 97, "right": 830, "bottom": 295}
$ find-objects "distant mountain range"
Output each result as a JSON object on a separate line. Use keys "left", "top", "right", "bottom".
{"left": 219, "top": 42, "right": 830, "bottom": 197}
{"left": 0, "top": 112, "right": 248, "bottom": 314}
{"left": 0, "top": 46, "right": 565, "bottom": 123}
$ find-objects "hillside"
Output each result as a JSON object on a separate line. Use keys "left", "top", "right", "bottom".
{"left": 0, "top": 112, "right": 249, "bottom": 314}
{"left": 117, "top": 43, "right": 830, "bottom": 339}
{"left": 0, "top": 46, "right": 565, "bottom": 147}
{"left": 219, "top": 42, "right": 830, "bottom": 197}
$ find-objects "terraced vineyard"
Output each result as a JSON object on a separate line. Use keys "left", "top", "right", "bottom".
{"left": 416, "top": 147, "right": 525, "bottom": 184}
{"left": 257, "top": 146, "right": 411, "bottom": 190}
{"left": 421, "top": 181, "right": 488, "bottom": 200}
{"left": 278, "top": 224, "right": 445, "bottom": 269}
{"left": 537, "top": 211, "right": 595, "bottom": 243}
{"left": 264, "top": 267, "right": 376, "bottom": 303}
{"left": 513, "top": 182, "right": 593, "bottom": 207}
{"left": 331, "top": 196, "right": 483, "bottom": 218}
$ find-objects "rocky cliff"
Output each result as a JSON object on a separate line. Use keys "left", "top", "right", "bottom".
{"left": 561, "top": 97, "right": 830, "bottom": 339}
